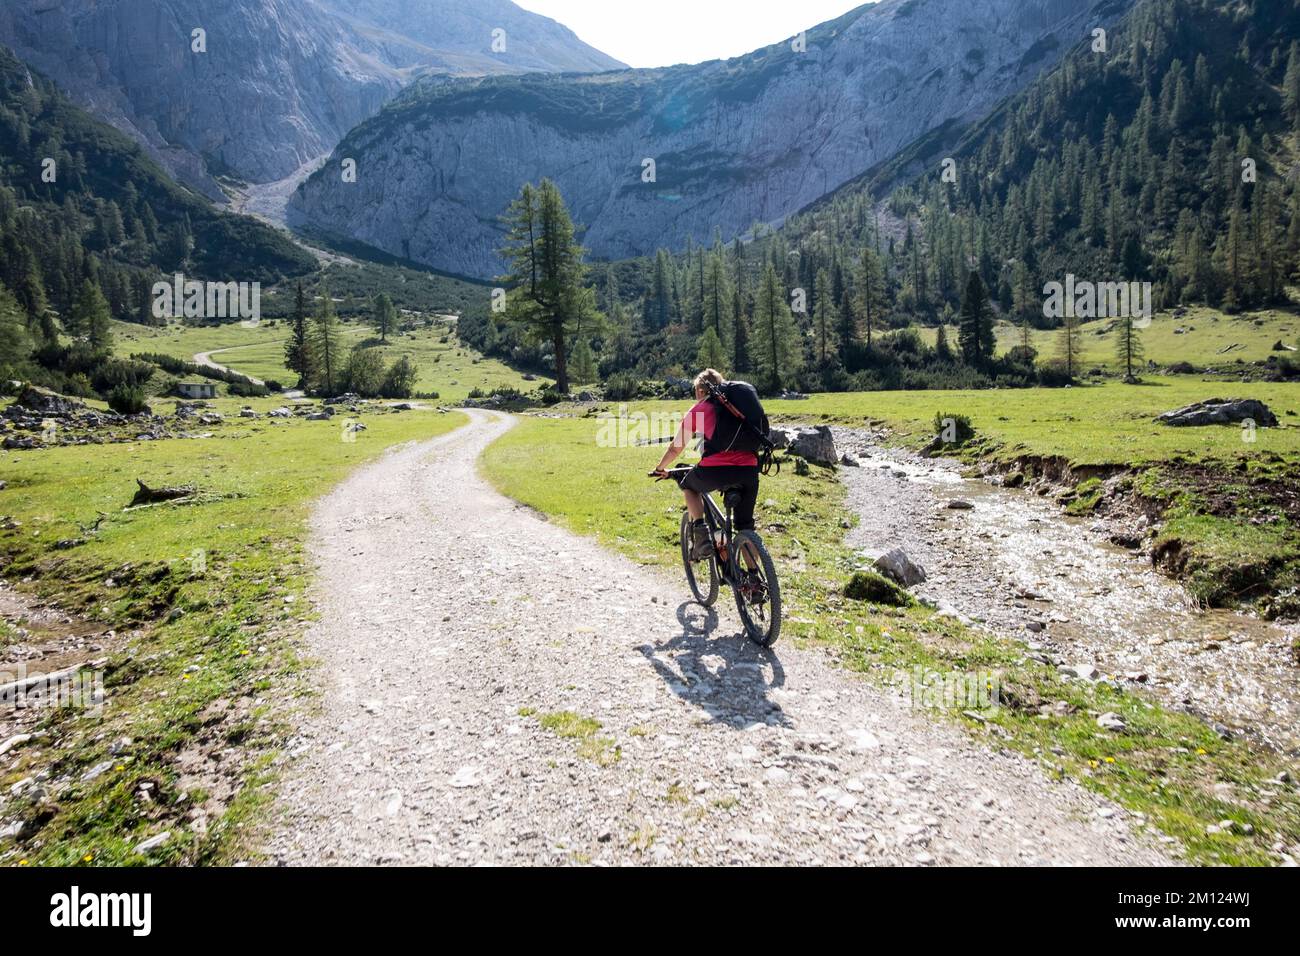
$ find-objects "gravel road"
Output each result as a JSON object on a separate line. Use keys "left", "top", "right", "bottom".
{"left": 264, "top": 411, "right": 1174, "bottom": 866}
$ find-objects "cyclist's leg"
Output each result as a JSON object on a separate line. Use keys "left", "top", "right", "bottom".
{"left": 679, "top": 467, "right": 714, "bottom": 556}
{"left": 682, "top": 488, "right": 705, "bottom": 521}
{"left": 735, "top": 471, "right": 760, "bottom": 570}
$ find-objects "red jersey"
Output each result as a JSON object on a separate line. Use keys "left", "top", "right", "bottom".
{"left": 686, "top": 399, "right": 759, "bottom": 468}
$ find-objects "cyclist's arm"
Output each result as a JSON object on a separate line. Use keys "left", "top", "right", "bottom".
{"left": 654, "top": 412, "right": 694, "bottom": 473}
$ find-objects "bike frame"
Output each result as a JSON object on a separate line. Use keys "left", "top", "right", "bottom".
{"left": 698, "top": 486, "right": 751, "bottom": 581}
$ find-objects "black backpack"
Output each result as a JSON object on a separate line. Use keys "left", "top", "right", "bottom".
{"left": 702, "top": 380, "right": 773, "bottom": 466}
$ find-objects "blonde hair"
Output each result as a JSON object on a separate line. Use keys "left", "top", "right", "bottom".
{"left": 693, "top": 368, "right": 724, "bottom": 392}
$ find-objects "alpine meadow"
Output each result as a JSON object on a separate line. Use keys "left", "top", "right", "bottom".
{"left": 0, "top": 0, "right": 1298, "bottom": 911}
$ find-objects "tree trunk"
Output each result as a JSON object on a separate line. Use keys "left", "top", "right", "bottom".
{"left": 553, "top": 330, "right": 570, "bottom": 394}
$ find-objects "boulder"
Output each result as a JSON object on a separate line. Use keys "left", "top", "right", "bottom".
{"left": 1157, "top": 398, "right": 1278, "bottom": 428}
{"left": 14, "top": 385, "right": 83, "bottom": 417}
{"left": 787, "top": 425, "right": 837, "bottom": 465}
{"left": 267, "top": 408, "right": 293, "bottom": 418}
{"left": 840, "top": 453, "right": 861, "bottom": 467}
{"left": 874, "top": 548, "right": 927, "bottom": 587}
{"left": 769, "top": 425, "right": 797, "bottom": 449}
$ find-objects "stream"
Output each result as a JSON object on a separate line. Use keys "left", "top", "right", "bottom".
{"left": 833, "top": 429, "right": 1300, "bottom": 753}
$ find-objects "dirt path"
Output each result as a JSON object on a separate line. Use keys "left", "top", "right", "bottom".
{"left": 265, "top": 411, "right": 1174, "bottom": 866}
{"left": 193, "top": 347, "right": 266, "bottom": 386}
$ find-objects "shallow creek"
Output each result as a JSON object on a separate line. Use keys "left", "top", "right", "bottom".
{"left": 834, "top": 429, "right": 1300, "bottom": 753}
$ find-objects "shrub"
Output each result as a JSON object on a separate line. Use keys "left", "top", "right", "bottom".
{"left": 92, "top": 358, "right": 154, "bottom": 395}
{"left": 108, "top": 384, "right": 150, "bottom": 415}
{"left": 604, "top": 371, "right": 641, "bottom": 401}
{"left": 380, "top": 356, "right": 418, "bottom": 399}
{"left": 933, "top": 412, "right": 975, "bottom": 446}
{"left": 844, "top": 571, "right": 913, "bottom": 607}
{"left": 228, "top": 380, "right": 271, "bottom": 398}
{"left": 344, "top": 345, "right": 387, "bottom": 397}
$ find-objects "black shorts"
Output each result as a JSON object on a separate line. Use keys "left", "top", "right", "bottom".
{"left": 681, "top": 465, "right": 760, "bottom": 531}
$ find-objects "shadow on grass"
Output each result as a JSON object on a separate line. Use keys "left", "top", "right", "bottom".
{"left": 636, "top": 601, "right": 789, "bottom": 730}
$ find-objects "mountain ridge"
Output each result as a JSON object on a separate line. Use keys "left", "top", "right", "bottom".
{"left": 0, "top": 0, "right": 625, "bottom": 197}
{"left": 289, "top": 0, "right": 1133, "bottom": 279}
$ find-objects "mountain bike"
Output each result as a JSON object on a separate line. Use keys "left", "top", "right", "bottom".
{"left": 651, "top": 466, "right": 781, "bottom": 647}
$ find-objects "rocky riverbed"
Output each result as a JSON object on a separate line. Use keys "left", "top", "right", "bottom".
{"left": 835, "top": 428, "right": 1300, "bottom": 754}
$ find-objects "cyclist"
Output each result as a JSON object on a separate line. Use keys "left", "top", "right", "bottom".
{"left": 651, "top": 369, "right": 762, "bottom": 560}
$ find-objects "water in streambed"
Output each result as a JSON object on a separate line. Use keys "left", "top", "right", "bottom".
{"left": 834, "top": 429, "right": 1300, "bottom": 753}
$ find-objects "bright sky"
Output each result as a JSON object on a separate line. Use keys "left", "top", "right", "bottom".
{"left": 513, "top": 0, "right": 872, "bottom": 68}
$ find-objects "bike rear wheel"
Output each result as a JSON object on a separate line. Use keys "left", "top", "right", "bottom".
{"left": 680, "top": 512, "right": 719, "bottom": 607}
{"left": 731, "top": 530, "right": 781, "bottom": 646}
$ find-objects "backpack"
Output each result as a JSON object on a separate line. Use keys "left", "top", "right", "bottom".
{"left": 702, "top": 380, "right": 771, "bottom": 458}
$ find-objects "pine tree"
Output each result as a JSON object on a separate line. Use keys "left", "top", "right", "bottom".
{"left": 642, "top": 251, "right": 669, "bottom": 330}
{"left": 568, "top": 338, "right": 597, "bottom": 384}
{"left": 696, "top": 327, "right": 727, "bottom": 374}
{"left": 857, "top": 247, "right": 884, "bottom": 347}
{"left": 703, "top": 244, "right": 733, "bottom": 352}
{"left": 957, "top": 271, "right": 993, "bottom": 367}
{"left": 1285, "top": 42, "right": 1300, "bottom": 131}
{"left": 1057, "top": 314, "right": 1082, "bottom": 380}
{"left": 0, "top": 286, "right": 34, "bottom": 375}
{"left": 1115, "top": 315, "right": 1145, "bottom": 382}
{"left": 751, "top": 263, "right": 802, "bottom": 392}
{"left": 813, "top": 268, "right": 836, "bottom": 366}
{"left": 70, "top": 280, "right": 113, "bottom": 350}
{"left": 934, "top": 322, "right": 953, "bottom": 362}
{"left": 311, "top": 284, "right": 344, "bottom": 396}
{"left": 372, "top": 292, "right": 397, "bottom": 343}
{"left": 499, "top": 179, "right": 591, "bottom": 393}
{"left": 284, "top": 281, "right": 317, "bottom": 388}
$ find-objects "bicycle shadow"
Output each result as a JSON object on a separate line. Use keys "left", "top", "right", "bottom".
{"left": 636, "top": 601, "right": 790, "bottom": 730}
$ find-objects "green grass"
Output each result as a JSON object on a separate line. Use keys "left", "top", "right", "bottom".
{"left": 482, "top": 408, "right": 1300, "bottom": 865}
{"left": 113, "top": 319, "right": 550, "bottom": 403}
{"left": 0, "top": 398, "right": 467, "bottom": 866}
{"left": 534, "top": 711, "right": 620, "bottom": 766}
{"left": 768, "top": 376, "right": 1300, "bottom": 466}
{"left": 767, "top": 377, "right": 1300, "bottom": 608}
{"left": 922, "top": 306, "right": 1300, "bottom": 370}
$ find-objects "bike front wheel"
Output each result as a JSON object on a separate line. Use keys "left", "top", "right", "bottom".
{"left": 731, "top": 530, "right": 781, "bottom": 647}
{"left": 680, "top": 512, "right": 719, "bottom": 607}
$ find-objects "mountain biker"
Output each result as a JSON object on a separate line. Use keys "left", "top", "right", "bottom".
{"left": 652, "top": 369, "right": 762, "bottom": 560}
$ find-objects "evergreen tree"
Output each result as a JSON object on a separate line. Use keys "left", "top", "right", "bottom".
{"left": 284, "top": 281, "right": 317, "bottom": 388}
{"left": 934, "top": 322, "right": 953, "bottom": 362}
{"left": 857, "top": 247, "right": 885, "bottom": 347}
{"left": 751, "top": 263, "right": 802, "bottom": 392}
{"left": 957, "top": 271, "right": 993, "bottom": 367}
{"left": 499, "top": 179, "right": 591, "bottom": 393}
{"left": 696, "top": 327, "right": 727, "bottom": 374}
{"left": 1115, "top": 315, "right": 1145, "bottom": 382}
{"left": 372, "top": 292, "right": 397, "bottom": 343}
{"left": 1057, "top": 313, "right": 1082, "bottom": 380}
{"left": 648, "top": 249, "right": 672, "bottom": 330}
{"left": 0, "top": 285, "right": 34, "bottom": 375}
{"left": 311, "top": 284, "right": 344, "bottom": 396}
{"left": 569, "top": 338, "right": 598, "bottom": 384}
{"left": 70, "top": 280, "right": 112, "bottom": 350}
{"left": 813, "top": 268, "right": 836, "bottom": 366}
{"left": 703, "top": 243, "right": 733, "bottom": 352}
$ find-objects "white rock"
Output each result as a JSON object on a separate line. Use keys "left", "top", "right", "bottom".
{"left": 135, "top": 831, "right": 171, "bottom": 854}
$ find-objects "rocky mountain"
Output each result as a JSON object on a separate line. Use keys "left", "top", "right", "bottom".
{"left": 319, "top": 1, "right": 625, "bottom": 74}
{"left": 0, "top": 0, "right": 623, "bottom": 198}
{"left": 289, "top": 0, "right": 1133, "bottom": 279}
